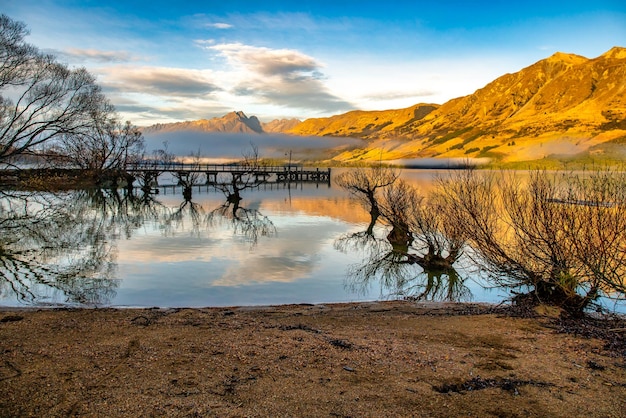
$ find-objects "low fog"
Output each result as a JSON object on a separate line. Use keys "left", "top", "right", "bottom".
{"left": 143, "top": 131, "right": 362, "bottom": 162}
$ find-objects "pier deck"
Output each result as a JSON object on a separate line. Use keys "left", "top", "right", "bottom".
{"left": 125, "top": 162, "right": 331, "bottom": 184}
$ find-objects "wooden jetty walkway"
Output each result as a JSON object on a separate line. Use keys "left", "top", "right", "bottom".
{"left": 125, "top": 162, "right": 331, "bottom": 184}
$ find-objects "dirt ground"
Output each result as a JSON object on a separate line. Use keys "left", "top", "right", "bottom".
{"left": 1, "top": 301, "right": 625, "bottom": 417}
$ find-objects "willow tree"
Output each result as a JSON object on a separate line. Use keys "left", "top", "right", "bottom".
{"left": 0, "top": 15, "right": 111, "bottom": 164}
{"left": 337, "top": 168, "right": 463, "bottom": 272}
{"left": 335, "top": 165, "right": 399, "bottom": 235}
{"left": 436, "top": 168, "right": 626, "bottom": 313}
{"left": 0, "top": 14, "right": 142, "bottom": 179}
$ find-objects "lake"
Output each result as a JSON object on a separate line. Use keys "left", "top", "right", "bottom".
{"left": 1, "top": 169, "right": 624, "bottom": 312}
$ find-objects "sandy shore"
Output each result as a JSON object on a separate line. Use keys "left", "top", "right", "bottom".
{"left": 1, "top": 301, "right": 625, "bottom": 417}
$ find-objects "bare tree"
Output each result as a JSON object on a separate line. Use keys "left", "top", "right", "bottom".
{"left": 378, "top": 179, "right": 464, "bottom": 270}
{"left": 335, "top": 165, "right": 399, "bottom": 235}
{"left": 379, "top": 179, "right": 416, "bottom": 249}
{"left": 212, "top": 143, "right": 267, "bottom": 207}
{"left": 172, "top": 149, "right": 203, "bottom": 201}
{"left": 436, "top": 168, "right": 626, "bottom": 313}
{"left": 410, "top": 190, "right": 465, "bottom": 270}
{"left": 337, "top": 167, "right": 463, "bottom": 271}
{"left": 0, "top": 15, "right": 103, "bottom": 162}
{"left": 59, "top": 117, "right": 144, "bottom": 176}
{"left": 559, "top": 169, "right": 626, "bottom": 306}
{"left": 131, "top": 142, "right": 177, "bottom": 193}
{"left": 0, "top": 14, "right": 129, "bottom": 172}
{"left": 0, "top": 15, "right": 38, "bottom": 90}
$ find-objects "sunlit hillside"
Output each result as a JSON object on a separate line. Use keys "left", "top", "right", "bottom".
{"left": 142, "top": 47, "right": 626, "bottom": 165}
{"left": 327, "top": 47, "right": 626, "bottom": 164}
{"left": 285, "top": 104, "right": 438, "bottom": 138}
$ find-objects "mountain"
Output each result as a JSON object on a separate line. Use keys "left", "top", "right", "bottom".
{"left": 143, "top": 111, "right": 264, "bottom": 135}
{"left": 285, "top": 104, "right": 438, "bottom": 137}
{"left": 142, "top": 47, "right": 626, "bottom": 164}
{"left": 261, "top": 118, "right": 302, "bottom": 133}
{"left": 143, "top": 111, "right": 302, "bottom": 135}
{"left": 322, "top": 46, "right": 626, "bottom": 163}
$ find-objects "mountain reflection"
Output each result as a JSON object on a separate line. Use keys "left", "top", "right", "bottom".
{"left": 336, "top": 228, "right": 471, "bottom": 302}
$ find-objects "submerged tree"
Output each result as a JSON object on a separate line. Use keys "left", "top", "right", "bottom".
{"left": 172, "top": 149, "right": 204, "bottom": 201}
{"left": 379, "top": 179, "right": 416, "bottom": 250}
{"left": 338, "top": 167, "right": 464, "bottom": 272}
{"left": 212, "top": 144, "right": 267, "bottom": 207}
{"left": 335, "top": 165, "right": 399, "bottom": 235}
{"left": 436, "top": 168, "right": 626, "bottom": 313}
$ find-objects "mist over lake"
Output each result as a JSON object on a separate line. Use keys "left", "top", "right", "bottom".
{"left": 142, "top": 131, "right": 362, "bottom": 161}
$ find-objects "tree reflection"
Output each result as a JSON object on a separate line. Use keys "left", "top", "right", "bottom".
{"left": 207, "top": 198, "right": 276, "bottom": 247}
{"left": 0, "top": 190, "right": 120, "bottom": 305}
{"left": 0, "top": 187, "right": 177, "bottom": 305}
{"left": 336, "top": 228, "right": 471, "bottom": 302}
{"left": 0, "top": 178, "right": 280, "bottom": 306}
{"left": 162, "top": 198, "right": 205, "bottom": 237}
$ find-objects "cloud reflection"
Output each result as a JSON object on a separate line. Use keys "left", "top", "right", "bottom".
{"left": 116, "top": 193, "right": 358, "bottom": 288}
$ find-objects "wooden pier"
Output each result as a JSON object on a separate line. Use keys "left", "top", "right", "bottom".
{"left": 125, "top": 162, "right": 331, "bottom": 185}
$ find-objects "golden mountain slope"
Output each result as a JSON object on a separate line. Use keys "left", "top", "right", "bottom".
{"left": 140, "top": 47, "right": 626, "bottom": 164}
{"left": 261, "top": 118, "right": 302, "bottom": 133}
{"left": 286, "top": 104, "right": 438, "bottom": 138}
{"left": 324, "top": 47, "right": 626, "bottom": 163}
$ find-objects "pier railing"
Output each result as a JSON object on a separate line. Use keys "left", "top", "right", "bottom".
{"left": 125, "top": 162, "right": 331, "bottom": 183}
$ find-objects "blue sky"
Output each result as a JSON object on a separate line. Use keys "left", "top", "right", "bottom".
{"left": 4, "top": 0, "right": 625, "bottom": 126}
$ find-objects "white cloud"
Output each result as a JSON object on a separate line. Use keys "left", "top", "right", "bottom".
{"left": 208, "top": 43, "right": 354, "bottom": 113}
{"left": 194, "top": 39, "right": 216, "bottom": 47}
{"left": 206, "top": 22, "right": 233, "bottom": 29}
{"left": 99, "top": 66, "right": 221, "bottom": 97}
{"left": 51, "top": 48, "right": 135, "bottom": 64}
{"left": 216, "top": 43, "right": 316, "bottom": 74}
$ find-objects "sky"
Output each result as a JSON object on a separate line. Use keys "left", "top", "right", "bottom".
{"left": 3, "top": 0, "right": 626, "bottom": 126}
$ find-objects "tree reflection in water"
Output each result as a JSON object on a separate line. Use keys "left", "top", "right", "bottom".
{"left": 0, "top": 186, "right": 277, "bottom": 306}
{"left": 1, "top": 190, "right": 118, "bottom": 305}
{"left": 162, "top": 198, "right": 205, "bottom": 237}
{"left": 0, "top": 188, "right": 170, "bottom": 306}
{"left": 335, "top": 228, "right": 471, "bottom": 302}
{"left": 207, "top": 198, "right": 276, "bottom": 247}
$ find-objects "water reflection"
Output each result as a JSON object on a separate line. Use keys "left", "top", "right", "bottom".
{"left": 0, "top": 186, "right": 284, "bottom": 306}
{"left": 207, "top": 199, "right": 276, "bottom": 247}
{"left": 0, "top": 190, "right": 122, "bottom": 305}
{"left": 3, "top": 170, "right": 621, "bottom": 310}
{"left": 336, "top": 227, "right": 471, "bottom": 302}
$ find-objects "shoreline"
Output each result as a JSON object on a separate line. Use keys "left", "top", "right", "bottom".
{"left": 0, "top": 299, "right": 502, "bottom": 311}
{"left": 2, "top": 300, "right": 625, "bottom": 417}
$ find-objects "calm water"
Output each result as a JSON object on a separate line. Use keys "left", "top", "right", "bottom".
{"left": 1, "top": 170, "right": 624, "bottom": 311}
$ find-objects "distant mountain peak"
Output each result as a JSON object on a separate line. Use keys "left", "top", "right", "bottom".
{"left": 229, "top": 110, "right": 248, "bottom": 119}
{"left": 545, "top": 51, "right": 587, "bottom": 65}
{"left": 600, "top": 46, "right": 626, "bottom": 59}
{"left": 143, "top": 110, "right": 264, "bottom": 135}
